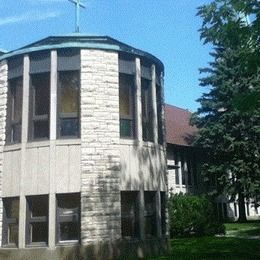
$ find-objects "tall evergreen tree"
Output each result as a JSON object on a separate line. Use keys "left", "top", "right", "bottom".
{"left": 193, "top": 0, "right": 260, "bottom": 222}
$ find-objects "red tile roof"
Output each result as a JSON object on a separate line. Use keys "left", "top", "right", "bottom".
{"left": 165, "top": 104, "right": 198, "bottom": 146}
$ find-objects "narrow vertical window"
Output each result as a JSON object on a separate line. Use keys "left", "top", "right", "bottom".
{"left": 156, "top": 71, "right": 163, "bottom": 144}
{"left": 175, "top": 153, "right": 180, "bottom": 185}
{"left": 2, "top": 197, "right": 19, "bottom": 247}
{"left": 26, "top": 195, "right": 48, "bottom": 246}
{"left": 144, "top": 191, "right": 157, "bottom": 238}
{"left": 29, "top": 51, "right": 50, "bottom": 140}
{"left": 119, "top": 74, "right": 135, "bottom": 138}
{"left": 141, "top": 78, "right": 153, "bottom": 142}
{"left": 181, "top": 155, "right": 186, "bottom": 186}
{"left": 6, "top": 78, "right": 23, "bottom": 143}
{"left": 30, "top": 73, "right": 50, "bottom": 139}
{"left": 121, "top": 191, "right": 139, "bottom": 238}
{"left": 160, "top": 192, "right": 166, "bottom": 236}
{"left": 57, "top": 49, "right": 80, "bottom": 138}
{"left": 58, "top": 71, "right": 79, "bottom": 137}
{"left": 56, "top": 193, "right": 80, "bottom": 243}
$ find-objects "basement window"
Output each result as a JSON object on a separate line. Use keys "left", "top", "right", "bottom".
{"left": 144, "top": 191, "right": 157, "bottom": 238}
{"left": 56, "top": 193, "right": 80, "bottom": 243}
{"left": 2, "top": 197, "right": 19, "bottom": 247}
{"left": 119, "top": 74, "right": 135, "bottom": 138}
{"left": 26, "top": 195, "right": 48, "bottom": 246}
{"left": 121, "top": 191, "right": 139, "bottom": 239}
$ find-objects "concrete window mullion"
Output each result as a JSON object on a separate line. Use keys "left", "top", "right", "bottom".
{"left": 135, "top": 57, "right": 142, "bottom": 143}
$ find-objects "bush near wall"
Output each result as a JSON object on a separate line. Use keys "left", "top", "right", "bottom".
{"left": 168, "top": 193, "right": 225, "bottom": 237}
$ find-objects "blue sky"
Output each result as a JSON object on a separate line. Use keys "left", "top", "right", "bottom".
{"left": 0, "top": 0, "right": 212, "bottom": 111}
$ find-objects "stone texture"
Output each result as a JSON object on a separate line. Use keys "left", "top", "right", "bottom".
{"left": 80, "top": 50, "right": 121, "bottom": 244}
{"left": 0, "top": 60, "right": 8, "bottom": 246}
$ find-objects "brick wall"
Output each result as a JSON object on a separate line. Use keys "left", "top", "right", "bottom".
{"left": 80, "top": 50, "right": 121, "bottom": 244}
{"left": 0, "top": 60, "right": 8, "bottom": 245}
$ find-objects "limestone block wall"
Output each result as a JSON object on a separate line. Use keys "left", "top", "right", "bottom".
{"left": 0, "top": 61, "right": 8, "bottom": 245}
{"left": 80, "top": 49, "right": 121, "bottom": 244}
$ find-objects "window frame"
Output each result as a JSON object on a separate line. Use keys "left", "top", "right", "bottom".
{"left": 144, "top": 191, "right": 157, "bottom": 238}
{"left": 56, "top": 193, "right": 80, "bottom": 244}
{"left": 26, "top": 195, "right": 49, "bottom": 247}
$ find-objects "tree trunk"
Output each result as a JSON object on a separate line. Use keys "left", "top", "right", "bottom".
{"left": 238, "top": 191, "right": 247, "bottom": 222}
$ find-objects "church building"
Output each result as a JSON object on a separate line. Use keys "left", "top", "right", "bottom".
{"left": 0, "top": 35, "right": 167, "bottom": 259}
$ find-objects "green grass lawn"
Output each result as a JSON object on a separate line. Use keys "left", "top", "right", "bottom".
{"left": 147, "top": 222, "right": 260, "bottom": 260}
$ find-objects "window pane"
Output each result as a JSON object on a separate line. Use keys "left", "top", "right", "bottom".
{"left": 120, "top": 119, "right": 133, "bottom": 138}
{"left": 10, "top": 78, "right": 23, "bottom": 122}
{"left": 121, "top": 192, "right": 139, "bottom": 238}
{"left": 57, "top": 193, "right": 80, "bottom": 242}
{"left": 59, "top": 71, "right": 79, "bottom": 113}
{"left": 5, "top": 198, "right": 19, "bottom": 219}
{"left": 31, "top": 222, "right": 48, "bottom": 243}
{"left": 144, "top": 192, "right": 157, "bottom": 237}
{"left": 31, "top": 73, "right": 50, "bottom": 116}
{"left": 60, "top": 222, "right": 79, "bottom": 241}
{"left": 141, "top": 79, "right": 153, "bottom": 142}
{"left": 30, "top": 196, "right": 48, "bottom": 217}
{"left": 12, "top": 124, "right": 22, "bottom": 143}
{"left": 34, "top": 120, "right": 49, "bottom": 139}
{"left": 60, "top": 118, "right": 79, "bottom": 137}
{"left": 9, "top": 224, "right": 18, "bottom": 245}
{"left": 160, "top": 192, "right": 166, "bottom": 236}
{"left": 119, "top": 74, "right": 135, "bottom": 138}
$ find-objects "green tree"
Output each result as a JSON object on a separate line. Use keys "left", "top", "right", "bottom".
{"left": 193, "top": 0, "right": 260, "bottom": 222}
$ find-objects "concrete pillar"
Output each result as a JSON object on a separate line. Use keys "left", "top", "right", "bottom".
{"left": 135, "top": 57, "right": 142, "bottom": 143}
{"left": 19, "top": 54, "right": 30, "bottom": 248}
{"left": 151, "top": 64, "right": 158, "bottom": 144}
{"left": 49, "top": 50, "right": 57, "bottom": 248}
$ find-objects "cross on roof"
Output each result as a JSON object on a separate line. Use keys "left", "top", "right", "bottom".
{"left": 68, "top": 0, "right": 86, "bottom": 33}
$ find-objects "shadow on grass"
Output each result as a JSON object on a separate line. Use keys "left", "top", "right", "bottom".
{"left": 147, "top": 237, "right": 260, "bottom": 260}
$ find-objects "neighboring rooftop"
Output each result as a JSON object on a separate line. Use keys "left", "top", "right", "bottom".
{"left": 165, "top": 104, "right": 198, "bottom": 146}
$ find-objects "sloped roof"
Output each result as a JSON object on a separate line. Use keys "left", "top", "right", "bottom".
{"left": 0, "top": 34, "right": 164, "bottom": 71}
{"left": 165, "top": 104, "right": 198, "bottom": 146}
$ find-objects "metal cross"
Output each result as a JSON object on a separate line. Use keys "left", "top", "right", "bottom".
{"left": 68, "top": 0, "right": 86, "bottom": 33}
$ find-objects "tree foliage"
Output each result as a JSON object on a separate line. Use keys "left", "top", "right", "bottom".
{"left": 193, "top": 0, "right": 260, "bottom": 221}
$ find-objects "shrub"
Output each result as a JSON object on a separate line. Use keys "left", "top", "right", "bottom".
{"left": 168, "top": 193, "right": 225, "bottom": 237}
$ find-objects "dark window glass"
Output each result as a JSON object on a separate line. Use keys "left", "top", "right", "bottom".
{"left": 30, "top": 73, "right": 50, "bottom": 140}
{"left": 181, "top": 156, "right": 186, "bottom": 185}
{"left": 58, "top": 71, "right": 79, "bottom": 138}
{"left": 119, "top": 74, "right": 135, "bottom": 138}
{"left": 156, "top": 83, "right": 163, "bottom": 145}
{"left": 160, "top": 192, "right": 166, "bottom": 236}
{"left": 144, "top": 192, "right": 157, "bottom": 238}
{"left": 6, "top": 77, "right": 23, "bottom": 144}
{"left": 2, "top": 197, "right": 19, "bottom": 247}
{"left": 56, "top": 193, "right": 80, "bottom": 243}
{"left": 175, "top": 153, "right": 180, "bottom": 185}
{"left": 187, "top": 157, "right": 192, "bottom": 186}
{"left": 234, "top": 202, "right": 237, "bottom": 217}
{"left": 26, "top": 195, "right": 48, "bottom": 246}
{"left": 121, "top": 191, "right": 139, "bottom": 238}
{"left": 141, "top": 79, "right": 153, "bottom": 142}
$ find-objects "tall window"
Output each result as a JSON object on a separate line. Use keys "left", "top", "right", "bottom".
{"left": 2, "top": 197, "right": 19, "bottom": 247}
{"left": 58, "top": 71, "right": 80, "bottom": 137}
{"left": 29, "top": 51, "right": 50, "bottom": 140}
{"left": 119, "top": 74, "right": 135, "bottom": 138}
{"left": 26, "top": 195, "right": 48, "bottom": 246}
{"left": 160, "top": 192, "right": 166, "bottom": 236}
{"left": 56, "top": 193, "right": 80, "bottom": 243}
{"left": 141, "top": 79, "right": 153, "bottom": 142}
{"left": 156, "top": 82, "right": 163, "bottom": 145}
{"left": 144, "top": 191, "right": 157, "bottom": 238}
{"left": 121, "top": 191, "right": 139, "bottom": 238}
{"left": 6, "top": 78, "right": 23, "bottom": 143}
